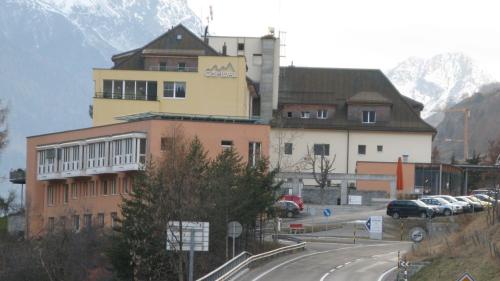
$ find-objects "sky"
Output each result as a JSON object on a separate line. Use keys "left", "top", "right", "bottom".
{"left": 188, "top": 0, "right": 500, "bottom": 79}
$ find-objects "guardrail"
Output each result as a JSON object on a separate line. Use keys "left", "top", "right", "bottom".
{"left": 197, "top": 241, "right": 306, "bottom": 281}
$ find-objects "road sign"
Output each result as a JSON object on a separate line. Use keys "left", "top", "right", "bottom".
{"left": 365, "top": 216, "right": 382, "bottom": 240}
{"left": 323, "top": 208, "right": 332, "bottom": 217}
{"left": 409, "top": 227, "right": 426, "bottom": 243}
{"left": 457, "top": 273, "right": 476, "bottom": 281}
{"left": 227, "top": 221, "right": 242, "bottom": 238}
{"left": 348, "top": 195, "right": 362, "bottom": 205}
{"left": 166, "top": 221, "right": 209, "bottom": 251}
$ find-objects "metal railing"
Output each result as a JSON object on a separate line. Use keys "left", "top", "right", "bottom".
{"left": 148, "top": 65, "right": 198, "bottom": 72}
{"left": 94, "top": 92, "right": 157, "bottom": 101}
{"left": 197, "top": 241, "right": 306, "bottom": 281}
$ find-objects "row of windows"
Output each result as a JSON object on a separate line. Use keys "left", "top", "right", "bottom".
{"left": 160, "top": 138, "right": 262, "bottom": 166}
{"left": 283, "top": 143, "right": 385, "bottom": 156}
{"left": 285, "top": 110, "right": 377, "bottom": 123}
{"left": 102, "top": 80, "right": 187, "bottom": 100}
{"left": 287, "top": 110, "right": 328, "bottom": 119}
{"left": 47, "top": 178, "right": 131, "bottom": 206}
{"left": 47, "top": 212, "right": 118, "bottom": 232}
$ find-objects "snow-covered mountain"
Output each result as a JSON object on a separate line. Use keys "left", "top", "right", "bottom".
{"left": 386, "top": 53, "right": 493, "bottom": 121}
{"left": 16, "top": 0, "right": 203, "bottom": 56}
{"left": 0, "top": 0, "right": 202, "bottom": 195}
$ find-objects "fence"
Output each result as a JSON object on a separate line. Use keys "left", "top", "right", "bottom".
{"left": 197, "top": 239, "right": 306, "bottom": 281}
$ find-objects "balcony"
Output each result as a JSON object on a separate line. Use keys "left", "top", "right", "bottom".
{"left": 37, "top": 133, "right": 147, "bottom": 181}
{"left": 95, "top": 92, "right": 157, "bottom": 101}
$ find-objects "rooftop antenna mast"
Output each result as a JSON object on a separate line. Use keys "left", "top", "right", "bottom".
{"left": 203, "top": 5, "right": 213, "bottom": 40}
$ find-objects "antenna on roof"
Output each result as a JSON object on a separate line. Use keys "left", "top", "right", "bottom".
{"left": 203, "top": 5, "right": 213, "bottom": 43}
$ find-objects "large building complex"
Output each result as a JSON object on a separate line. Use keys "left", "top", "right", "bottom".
{"left": 269, "top": 67, "right": 435, "bottom": 190}
{"left": 25, "top": 24, "right": 437, "bottom": 236}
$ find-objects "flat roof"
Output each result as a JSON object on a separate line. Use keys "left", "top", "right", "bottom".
{"left": 115, "top": 112, "right": 264, "bottom": 124}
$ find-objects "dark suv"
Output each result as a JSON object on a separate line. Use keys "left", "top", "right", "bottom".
{"left": 387, "top": 200, "right": 434, "bottom": 219}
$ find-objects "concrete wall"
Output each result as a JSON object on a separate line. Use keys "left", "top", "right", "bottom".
{"left": 281, "top": 186, "right": 387, "bottom": 205}
{"left": 93, "top": 56, "right": 249, "bottom": 126}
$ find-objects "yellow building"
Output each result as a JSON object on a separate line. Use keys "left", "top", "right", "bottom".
{"left": 92, "top": 24, "right": 256, "bottom": 126}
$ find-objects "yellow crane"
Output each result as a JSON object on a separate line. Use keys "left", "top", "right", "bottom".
{"left": 434, "top": 108, "right": 470, "bottom": 160}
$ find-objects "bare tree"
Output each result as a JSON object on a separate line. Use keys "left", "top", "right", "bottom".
{"left": 304, "top": 145, "right": 336, "bottom": 190}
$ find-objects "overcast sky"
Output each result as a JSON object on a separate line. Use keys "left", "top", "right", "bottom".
{"left": 188, "top": 0, "right": 500, "bottom": 79}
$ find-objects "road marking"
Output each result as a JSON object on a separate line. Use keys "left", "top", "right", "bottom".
{"left": 336, "top": 265, "right": 344, "bottom": 269}
{"left": 377, "top": 266, "right": 398, "bottom": 281}
{"left": 329, "top": 269, "right": 336, "bottom": 273}
{"left": 345, "top": 261, "right": 352, "bottom": 265}
{"left": 250, "top": 245, "right": 362, "bottom": 281}
{"left": 319, "top": 272, "right": 329, "bottom": 281}
{"left": 372, "top": 251, "right": 397, "bottom": 258}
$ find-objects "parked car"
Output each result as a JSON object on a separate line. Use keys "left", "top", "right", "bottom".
{"left": 386, "top": 200, "right": 434, "bottom": 219}
{"left": 274, "top": 200, "right": 301, "bottom": 218}
{"left": 420, "top": 197, "right": 456, "bottom": 216}
{"left": 431, "top": 195, "right": 469, "bottom": 213}
{"left": 456, "top": 196, "right": 483, "bottom": 212}
{"left": 471, "top": 189, "right": 498, "bottom": 197}
{"left": 468, "top": 195, "right": 493, "bottom": 208}
{"left": 280, "top": 194, "right": 304, "bottom": 211}
{"left": 474, "top": 194, "right": 499, "bottom": 204}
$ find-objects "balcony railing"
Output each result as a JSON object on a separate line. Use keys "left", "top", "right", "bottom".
{"left": 147, "top": 65, "right": 198, "bottom": 72}
{"left": 95, "top": 92, "right": 157, "bottom": 101}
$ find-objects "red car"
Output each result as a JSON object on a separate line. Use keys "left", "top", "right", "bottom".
{"left": 280, "top": 195, "right": 304, "bottom": 211}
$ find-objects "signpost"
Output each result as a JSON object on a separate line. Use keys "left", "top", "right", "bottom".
{"left": 409, "top": 227, "right": 426, "bottom": 243}
{"left": 167, "top": 221, "right": 209, "bottom": 281}
{"left": 323, "top": 208, "right": 332, "bottom": 231}
{"left": 227, "top": 221, "right": 243, "bottom": 258}
{"left": 365, "top": 216, "right": 383, "bottom": 240}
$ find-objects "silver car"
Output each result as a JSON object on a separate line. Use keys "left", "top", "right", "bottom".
{"left": 420, "top": 197, "right": 456, "bottom": 216}
{"left": 430, "top": 195, "right": 466, "bottom": 213}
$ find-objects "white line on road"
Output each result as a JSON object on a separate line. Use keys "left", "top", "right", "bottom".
{"left": 377, "top": 266, "right": 398, "bottom": 281}
{"left": 329, "top": 269, "right": 336, "bottom": 273}
{"left": 336, "top": 265, "right": 344, "bottom": 269}
{"left": 344, "top": 261, "right": 352, "bottom": 265}
{"left": 319, "top": 272, "right": 330, "bottom": 281}
{"left": 250, "top": 245, "right": 363, "bottom": 281}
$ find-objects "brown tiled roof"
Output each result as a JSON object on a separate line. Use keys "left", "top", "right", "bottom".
{"left": 347, "top": 91, "right": 392, "bottom": 105}
{"left": 112, "top": 24, "right": 219, "bottom": 70}
{"left": 276, "top": 66, "right": 436, "bottom": 133}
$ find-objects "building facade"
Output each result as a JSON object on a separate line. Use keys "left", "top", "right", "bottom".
{"left": 27, "top": 117, "right": 269, "bottom": 236}
{"left": 270, "top": 66, "right": 436, "bottom": 189}
{"left": 207, "top": 33, "right": 280, "bottom": 121}
{"left": 92, "top": 25, "right": 255, "bottom": 126}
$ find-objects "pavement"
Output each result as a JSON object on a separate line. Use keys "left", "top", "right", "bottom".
{"left": 236, "top": 240, "right": 411, "bottom": 281}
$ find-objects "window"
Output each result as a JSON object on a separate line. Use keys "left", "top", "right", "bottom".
{"left": 221, "top": 140, "right": 233, "bottom": 149}
{"left": 403, "top": 155, "right": 409, "bottom": 162}
{"left": 237, "top": 43, "right": 245, "bottom": 51}
{"left": 313, "top": 144, "right": 330, "bottom": 156}
{"left": 71, "top": 183, "right": 77, "bottom": 199}
{"left": 101, "top": 180, "right": 108, "bottom": 196}
{"left": 98, "top": 213, "right": 105, "bottom": 228}
{"left": 73, "top": 215, "right": 80, "bottom": 232}
{"left": 252, "top": 54, "right": 262, "bottom": 66}
{"left": 63, "top": 184, "right": 69, "bottom": 204}
{"left": 89, "top": 181, "right": 96, "bottom": 197}
{"left": 84, "top": 214, "right": 92, "bottom": 228}
{"left": 47, "top": 186, "right": 55, "bottom": 206}
{"left": 163, "top": 81, "right": 186, "bottom": 98}
{"left": 287, "top": 112, "right": 293, "bottom": 118}
{"left": 60, "top": 216, "right": 67, "bottom": 229}
{"left": 123, "top": 178, "right": 129, "bottom": 194}
{"left": 177, "top": 62, "right": 186, "bottom": 71}
{"left": 362, "top": 111, "right": 376, "bottom": 123}
{"left": 110, "top": 179, "right": 117, "bottom": 195}
{"left": 103, "top": 80, "right": 112, "bottom": 98}
{"left": 82, "top": 182, "right": 88, "bottom": 197}
{"left": 176, "top": 34, "right": 182, "bottom": 40}
{"left": 317, "top": 110, "right": 328, "bottom": 119}
{"left": 139, "top": 139, "right": 146, "bottom": 164}
{"left": 358, "top": 145, "right": 366, "bottom": 155}
{"left": 301, "top": 112, "right": 311, "bottom": 119}
{"left": 377, "top": 145, "right": 383, "bottom": 152}
{"left": 125, "top": 80, "right": 135, "bottom": 99}
{"left": 161, "top": 137, "right": 173, "bottom": 152}
{"left": 111, "top": 212, "right": 118, "bottom": 228}
{"left": 159, "top": 62, "right": 167, "bottom": 71}
{"left": 113, "top": 80, "right": 123, "bottom": 99}
{"left": 248, "top": 142, "right": 262, "bottom": 167}
{"left": 48, "top": 217, "right": 55, "bottom": 232}
{"left": 284, "top": 143, "right": 293, "bottom": 155}
{"left": 102, "top": 80, "right": 156, "bottom": 101}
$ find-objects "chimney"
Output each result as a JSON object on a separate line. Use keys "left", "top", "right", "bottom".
{"left": 222, "top": 42, "right": 227, "bottom": 55}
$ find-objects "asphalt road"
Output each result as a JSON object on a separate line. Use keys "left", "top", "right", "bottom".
{"left": 237, "top": 240, "right": 411, "bottom": 281}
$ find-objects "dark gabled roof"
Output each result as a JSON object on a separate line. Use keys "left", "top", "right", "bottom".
{"left": 112, "top": 24, "right": 219, "bottom": 70}
{"left": 276, "top": 66, "right": 436, "bottom": 133}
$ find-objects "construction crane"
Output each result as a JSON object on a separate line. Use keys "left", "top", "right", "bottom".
{"left": 434, "top": 107, "right": 470, "bottom": 160}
